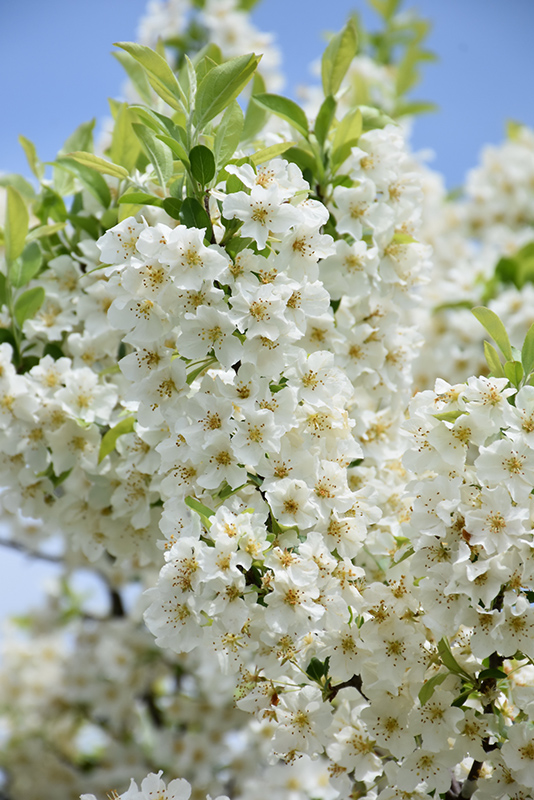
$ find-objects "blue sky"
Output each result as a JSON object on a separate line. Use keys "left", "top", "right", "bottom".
{"left": 0, "top": 0, "right": 533, "bottom": 616}
{"left": 1, "top": 0, "right": 533, "bottom": 187}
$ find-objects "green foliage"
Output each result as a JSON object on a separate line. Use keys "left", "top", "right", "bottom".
{"left": 185, "top": 496, "right": 214, "bottom": 529}
{"left": 180, "top": 197, "right": 212, "bottom": 236}
{"left": 9, "top": 242, "right": 43, "bottom": 289}
{"left": 4, "top": 186, "right": 29, "bottom": 263}
{"left": 189, "top": 145, "right": 216, "bottom": 186}
{"left": 521, "top": 323, "right": 534, "bottom": 377}
{"left": 63, "top": 152, "right": 129, "bottom": 181}
{"left": 14, "top": 286, "right": 45, "bottom": 327}
{"left": 214, "top": 102, "right": 244, "bottom": 170}
{"left": 472, "top": 306, "right": 513, "bottom": 362}
{"left": 55, "top": 158, "right": 112, "bottom": 208}
{"left": 330, "top": 108, "right": 362, "bottom": 173}
{"left": 99, "top": 417, "right": 136, "bottom": 463}
{"left": 133, "top": 124, "right": 173, "bottom": 189}
{"left": 252, "top": 93, "right": 309, "bottom": 138}
{"left": 242, "top": 72, "right": 268, "bottom": 141}
{"left": 314, "top": 95, "right": 337, "bottom": 149}
{"left": 418, "top": 672, "right": 447, "bottom": 706}
{"left": 18, "top": 135, "right": 44, "bottom": 180}
{"left": 250, "top": 142, "right": 296, "bottom": 166}
{"left": 113, "top": 49, "right": 153, "bottom": 105}
{"left": 193, "top": 53, "right": 260, "bottom": 129}
{"left": 109, "top": 104, "right": 141, "bottom": 173}
{"left": 321, "top": 19, "right": 358, "bottom": 97}
{"left": 114, "top": 41, "right": 188, "bottom": 112}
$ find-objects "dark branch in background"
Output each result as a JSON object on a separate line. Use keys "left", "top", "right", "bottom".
{"left": 325, "top": 674, "right": 368, "bottom": 702}
{"left": 109, "top": 587, "right": 125, "bottom": 617}
{"left": 0, "top": 536, "right": 62, "bottom": 564}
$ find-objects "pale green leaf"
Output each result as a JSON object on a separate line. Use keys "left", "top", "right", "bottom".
{"left": 419, "top": 673, "right": 447, "bottom": 706}
{"left": 99, "top": 417, "right": 136, "bottom": 463}
{"left": 242, "top": 71, "right": 267, "bottom": 141}
{"left": 214, "top": 101, "right": 244, "bottom": 170}
{"left": 504, "top": 360, "right": 523, "bottom": 388}
{"left": 114, "top": 41, "right": 187, "bottom": 112}
{"left": 65, "top": 152, "right": 129, "bottom": 180}
{"left": 4, "top": 186, "right": 29, "bottom": 263}
{"left": 250, "top": 141, "right": 296, "bottom": 166}
{"left": 185, "top": 495, "right": 214, "bottom": 529}
{"left": 472, "top": 306, "right": 513, "bottom": 362}
{"left": 110, "top": 104, "right": 140, "bottom": 173}
{"left": 521, "top": 322, "right": 534, "bottom": 376}
{"left": 55, "top": 159, "right": 112, "bottom": 208}
{"left": 14, "top": 286, "right": 45, "bottom": 327}
{"left": 484, "top": 341, "right": 505, "bottom": 378}
{"left": 331, "top": 108, "right": 362, "bottom": 171}
{"left": 155, "top": 134, "right": 190, "bottom": 168}
{"left": 321, "top": 20, "right": 358, "bottom": 97}
{"left": 314, "top": 95, "right": 336, "bottom": 148}
{"left": 18, "top": 135, "right": 43, "bottom": 179}
{"left": 27, "top": 222, "right": 66, "bottom": 242}
{"left": 253, "top": 93, "right": 309, "bottom": 138}
{"left": 194, "top": 53, "right": 261, "bottom": 128}
{"left": 9, "top": 241, "right": 42, "bottom": 288}
{"left": 112, "top": 50, "right": 153, "bottom": 105}
{"left": 133, "top": 124, "right": 173, "bottom": 188}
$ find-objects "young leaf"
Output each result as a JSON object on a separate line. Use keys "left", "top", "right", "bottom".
{"left": 162, "top": 198, "right": 183, "bottom": 220}
{"left": 331, "top": 108, "right": 362, "bottom": 171}
{"left": 214, "top": 101, "right": 244, "bottom": 170}
{"left": 14, "top": 286, "right": 45, "bottom": 327}
{"left": 55, "top": 159, "right": 112, "bottom": 208}
{"left": 242, "top": 71, "right": 267, "bottom": 141}
{"left": 60, "top": 119, "right": 95, "bottom": 156}
{"left": 194, "top": 53, "right": 260, "bottom": 128}
{"left": 133, "top": 124, "right": 173, "bottom": 188}
{"left": 185, "top": 495, "right": 214, "bottom": 529}
{"left": 110, "top": 104, "right": 140, "bottom": 173}
{"left": 9, "top": 241, "right": 43, "bottom": 288}
{"left": 504, "top": 360, "right": 524, "bottom": 388}
{"left": 18, "top": 135, "right": 43, "bottom": 179}
{"left": 521, "top": 322, "right": 534, "bottom": 376}
{"left": 250, "top": 141, "right": 296, "bottom": 166}
{"left": 190, "top": 145, "right": 216, "bottom": 186}
{"left": 253, "top": 93, "right": 309, "bottom": 138}
{"left": 99, "top": 417, "right": 136, "bottom": 462}
{"left": 472, "top": 306, "right": 513, "bottom": 362}
{"left": 4, "top": 186, "right": 29, "bottom": 263}
{"left": 64, "top": 152, "right": 129, "bottom": 180}
{"left": 314, "top": 95, "right": 336, "bottom": 148}
{"left": 437, "top": 638, "right": 472, "bottom": 680}
{"left": 118, "top": 192, "right": 164, "bottom": 207}
{"left": 418, "top": 672, "right": 447, "bottom": 706}
{"left": 26, "top": 222, "right": 66, "bottom": 242}
{"left": 155, "top": 134, "right": 190, "bottom": 168}
{"left": 113, "top": 50, "right": 153, "bottom": 105}
{"left": 321, "top": 20, "right": 358, "bottom": 97}
{"left": 483, "top": 341, "right": 505, "bottom": 378}
{"left": 114, "top": 42, "right": 187, "bottom": 112}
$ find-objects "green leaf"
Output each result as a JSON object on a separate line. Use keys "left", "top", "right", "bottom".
{"left": 9, "top": 241, "right": 43, "bottom": 288}
{"left": 418, "top": 672, "right": 447, "bottom": 706}
{"left": 0, "top": 173, "right": 35, "bottom": 199}
{"left": 113, "top": 50, "right": 153, "bottom": 105}
{"left": 61, "top": 119, "right": 95, "bottom": 155}
{"left": 253, "top": 93, "right": 309, "bottom": 138}
{"left": 495, "top": 256, "right": 520, "bottom": 287}
{"left": 321, "top": 20, "right": 358, "bottom": 97}
{"left": 242, "top": 72, "right": 268, "bottom": 141}
{"left": 18, "top": 135, "right": 43, "bottom": 179}
{"left": 478, "top": 668, "right": 507, "bottom": 682}
{"left": 359, "top": 105, "right": 395, "bottom": 132}
{"left": 394, "top": 100, "right": 438, "bottom": 117}
{"left": 504, "top": 360, "right": 523, "bottom": 388}
{"left": 194, "top": 52, "right": 260, "bottom": 129}
{"left": 437, "top": 638, "right": 472, "bottom": 680}
{"left": 250, "top": 141, "right": 296, "bottom": 166}
{"left": 133, "top": 124, "right": 173, "bottom": 188}
{"left": 118, "top": 192, "right": 164, "bottom": 207}
{"left": 180, "top": 196, "right": 211, "bottom": 234}
{"left": 4, "top": 186, "right": 29, "bottom": 263}
{"left": 162, "top": 198, "right": 183, "bottom": 219}
{"left": 432, "top": 409, "right": 466, "bottom": 423}
{"left": 55, "top": 158, "right": 111, "bottom": 208}
{"left": 114, "top": 42, "right": 187, "bottom": 112}
{"left": 155, "top": 134, "right": 190, "bottom": 168}
{"left": 0, "top": 274, "right": 7, "bottom": 307}
{"left": 14, "top": 286, "right": 45, "bottom": 327}
{"left": 64, "top": 152, "right": 129, "bottom": 180}
{"left": 185, "top": 495, "right": 214, "bottom": 529}
{"left": 214, "top": 101, "right": 244, "bottom": 170}
{"left": 484, "top": 341, "right": 505, "bottom": 378}
{"left": 472, "top": 306, "right": 513, "bottom": 362}
{"left": 99, "top": 417, "right": 136, "bottom": 462}
{"left": 26, "top": 222, "right": 66, "bottom": 242}
{"left": 521, "top": 322, "right": 534, "bottom": 376}
{"left": 190, "top": 145, "right": 216, "bottom": 186}
{"left": 110, "top": 104, "right": 140, "bottom": 173}
{"left": 331, "top": 108, "right": 362, "bottom": 171}
{"left": 306, "top": 656, "right": 329, "bottom": 682}
{"left": 283, "top": 146, "right": 317, "bottom": 174}
{"left": 314, "top": 95, "right": 336, "bottom": 148}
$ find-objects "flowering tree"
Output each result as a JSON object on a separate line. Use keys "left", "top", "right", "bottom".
{"left": 1, "top": 1, "right": 534, "bottom": 799}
